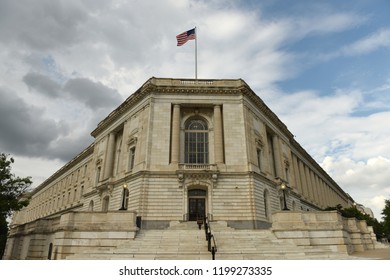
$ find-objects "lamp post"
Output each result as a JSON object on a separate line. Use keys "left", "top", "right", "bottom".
{"left": 119, "top": 184, "right": 128, "bottom": 210}
{"left": 280, "top": 182, "right": 289, "bottom": 211}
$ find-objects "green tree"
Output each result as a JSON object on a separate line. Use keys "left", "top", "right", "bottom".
{"left": 382, "top": 198, "right": 390, "bottom": 239}
{"left": 0, "top": 153, "right": 32, "bottom": 258}
{"left": 324, "top": 204, "right": 384, "bottom": 240}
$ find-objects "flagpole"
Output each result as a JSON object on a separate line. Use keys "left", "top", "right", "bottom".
{"left": 195, "top": 26, "right": 197, "bottom": 80}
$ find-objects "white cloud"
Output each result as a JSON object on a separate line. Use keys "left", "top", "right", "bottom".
{"left": 319, "top": 28, "right": 390, "bottom": 61}
{"left": 341, "top": 28, "right": 390, "bottom": 56}
{"left": 321, "top": 156, "right": 390, "bottom": 220}
{"left": 261, "top": 83, "right": 390, "bottom": 220}
{"left": 293, "top": 12, "right": 365, "bottom": 38}
{"left": 12, "top": 156, "right": 65, "bottom": 188}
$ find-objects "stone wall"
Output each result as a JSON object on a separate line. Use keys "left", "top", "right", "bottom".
{"left": 271, "top": 211, "right": 379, "bottom": 255}
{"left": 3, "top": 211, "right": 138, "bottom": 260}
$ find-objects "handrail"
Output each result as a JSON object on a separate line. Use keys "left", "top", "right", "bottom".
{"left": 203, "top": 217, "right": 217, "bottom": 260}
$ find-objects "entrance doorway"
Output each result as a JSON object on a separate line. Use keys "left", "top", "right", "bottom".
{"left": 188, "top": 189, "right": 206, "bottom": 221}
{"left": 189, "top": 198, "right": 205, "bottom": 221}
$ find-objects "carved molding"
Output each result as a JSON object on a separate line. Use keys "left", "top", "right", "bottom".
{"left": 127, "top": 136, "right": 138, "bottom": 146}
{"left": 177, "top": 171, "right": 219, "bottom": 188}
{"left": 96, "top": 182, "right": 114, "bottom": 197}
{"left": 95, "top": 158, "right": 103, "bottom": 166}
{"left": 255, "top": 136, "right": 264, "bottom": 147}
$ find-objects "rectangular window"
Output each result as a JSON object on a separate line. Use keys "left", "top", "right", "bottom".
{"left": 76, "top": 169, "right": 80, "bottom": 182}
{"left": 257, "top": 148, "right": 262, "bottom": 171}
{"left": 128, "top": 147, "right": 136, "bottom": 170}
{"left": 185, "top": 132, "right": 208, "bottom": 164}
{"left": 267, "top": 133, "right": 277, "bottom": 176}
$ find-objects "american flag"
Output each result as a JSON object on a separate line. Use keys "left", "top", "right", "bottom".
{"left": 176, "top": 28, "right": 196, "bottom": 46}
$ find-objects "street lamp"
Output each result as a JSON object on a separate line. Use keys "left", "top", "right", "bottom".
{"left": 280, "top": 182, "right": 289, "bottom": 211}
{"left": 119, "top": 184, "right": 128, "bottom": 210}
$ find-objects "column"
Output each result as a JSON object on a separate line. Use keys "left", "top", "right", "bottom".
{"left": 298, "top": 160, "right": 308, "bottom": 198}
{"left": 316, "top": 177, "right": 322, "bottom": 205}
{"left": 311, "top": 172, "right": 320, "bottom": 206}
{"left": 292, "top": 155, "right": 302, "bottom": 195}
{"left": 324, "top": 182, "right": 331, "bottom": 207}
{"left": 104, "top": 132, "right": 116, "bottom": 179}
{"left": 214, "top": 105, "right": 224, "bottom": 164}
{"left": 171, "top": 104, "right": 181, "bottom": 164}
{"left": 305, "top": 166, "right": 314, "bottom": 201}
{"left": 320, "top": 179, "right": 327, "bottom": 208}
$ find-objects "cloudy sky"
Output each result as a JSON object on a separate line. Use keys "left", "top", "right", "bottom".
{"left": 1, "top": 0, "right": 389, "bottom": 220}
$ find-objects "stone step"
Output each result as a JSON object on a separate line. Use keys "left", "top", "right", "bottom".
{"left": 67, "top": 221, "right": 351, "bottom": 260}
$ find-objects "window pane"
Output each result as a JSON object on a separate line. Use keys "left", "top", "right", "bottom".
{"left": 198, "top": 153, "right": 204, "bottom": 163}
{"left": 186, "top": 119, "right": 208, "bottom": 130}
{"left": 184, "top": 119, "right": 209, "bottom": 164}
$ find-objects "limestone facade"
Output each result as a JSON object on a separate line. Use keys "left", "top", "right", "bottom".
{"left": 4, "top": 78, "right": 355, "bottom": 259}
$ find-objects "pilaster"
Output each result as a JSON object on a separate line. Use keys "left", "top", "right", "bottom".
{"left": 103, "top": 132, "right": 116, "bottom": 180}
{"left": 171, "top": 104, "right": 181, "bottom": 164}
{"left": 214, "top": 105, "right": 224, "bottom": 164}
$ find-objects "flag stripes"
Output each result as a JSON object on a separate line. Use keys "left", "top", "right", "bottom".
{"left": 176, "top": 28, "right": 196, "bottom": 46}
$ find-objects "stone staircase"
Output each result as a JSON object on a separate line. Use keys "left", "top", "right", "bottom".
{"left": 67, "top": 221, "right": 353, "bottom": 260}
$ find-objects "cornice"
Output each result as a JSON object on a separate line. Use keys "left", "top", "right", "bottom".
{"left": 290, "top": 138, "right": 348, "bottom": 199}
{"left": 90, "top": 77, "right": 295, "bottom": 140}
{"left": 90, "top": 77, "right": 246, "bottom": 137}
{"left": 239, "top": 85, "right": 293, "bottom": 139}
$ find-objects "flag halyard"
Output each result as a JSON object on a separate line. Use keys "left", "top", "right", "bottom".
{"left": 176, "top": 28, "right": 196, "bottom": 46}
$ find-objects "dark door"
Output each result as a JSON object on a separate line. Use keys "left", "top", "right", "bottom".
{"left": 189, "top": 198, "right": 205, "bottom": 221}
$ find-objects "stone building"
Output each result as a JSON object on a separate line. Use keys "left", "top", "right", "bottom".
{"left": 4, "top": 77, "right": 357, "bottom": 259}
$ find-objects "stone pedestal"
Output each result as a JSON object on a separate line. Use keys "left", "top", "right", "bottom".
{"left": 3, "top": 211, "right": 138, "bottom": 260}
{"left": 271, "top": 211, "right": 377, "bottom": 255}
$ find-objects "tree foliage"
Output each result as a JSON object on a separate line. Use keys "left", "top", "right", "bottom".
{"left": 382, "top": 198, "right": 390, "bottom": 236}
{"left": 324, "top": 204, "right": 385, "bottom": 240}
{"left": 0, "top": 153, "right": 32, "bottom": 217}
{"left": 0, "top": 153, "right": 32, "bottom": 257}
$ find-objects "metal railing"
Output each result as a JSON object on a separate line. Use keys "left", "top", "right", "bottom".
{"left": 203, "top": 217, "right": 217, "bottom": 260}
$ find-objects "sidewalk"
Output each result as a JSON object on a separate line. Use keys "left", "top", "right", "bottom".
{"left": 350, "top": 247, "right": 390, "bottom": 260}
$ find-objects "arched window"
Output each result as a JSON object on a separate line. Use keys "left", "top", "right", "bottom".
{"left": 88, "top": 200, "right": 94, "bottom": 211}
{"left": 185, "top": 118, "right": 209, "bottom": 164}
{"left": 188, "top": 189, "right": 207, "bottom": 197}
